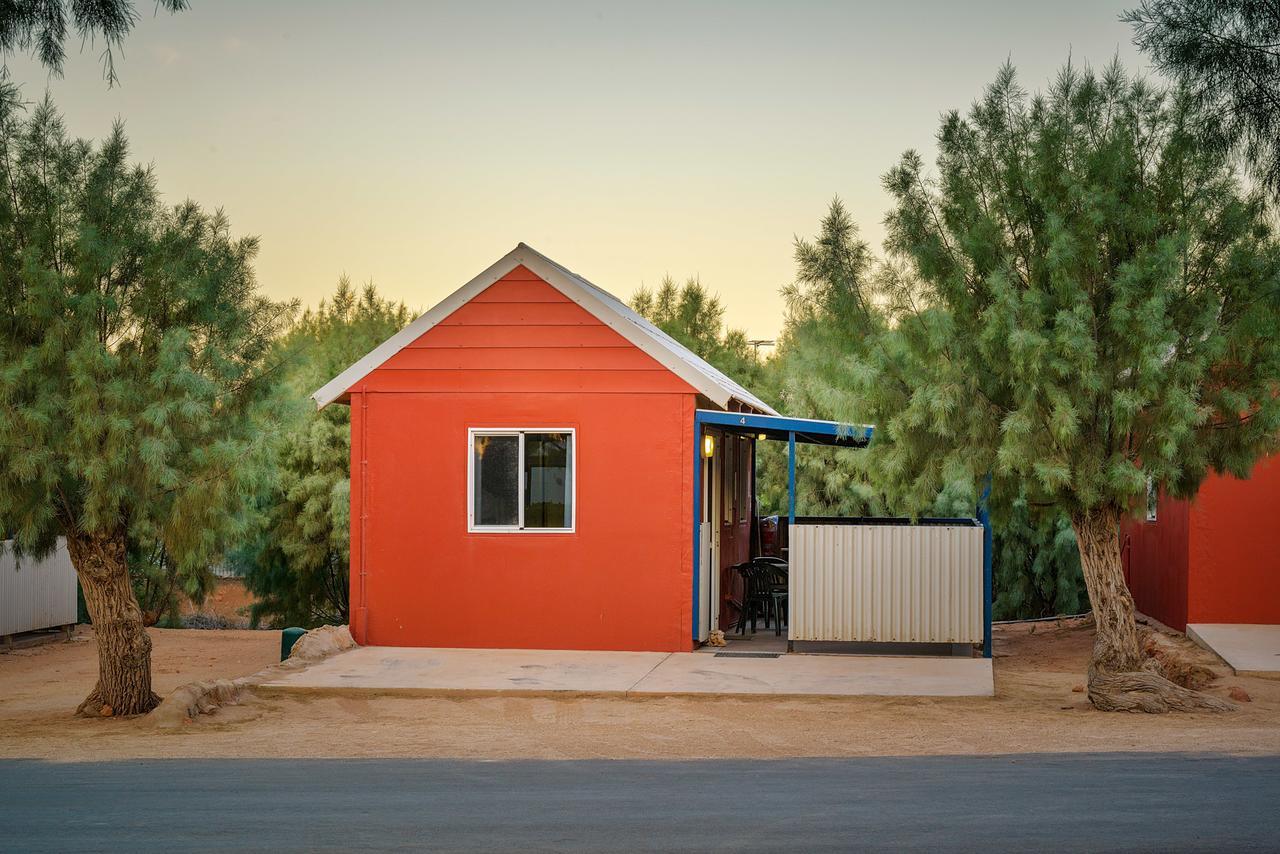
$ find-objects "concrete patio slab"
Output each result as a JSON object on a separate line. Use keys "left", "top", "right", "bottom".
{"left": 630, "top": 652, "right": 993, "bottom": 698}
{"left": 259, "top": 646, "right": 669, "bottom": 697}
{"left": 258, "top": 646, "right": 994, "bottom": 699}
{"left": 1187, "top": 624, "right": 1280, "bottom": 679}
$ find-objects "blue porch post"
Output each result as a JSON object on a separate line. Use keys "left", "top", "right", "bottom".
{"left": 787, "top": 431, "right": 797, "bottom": 526}
{"left": 691, "top": 412, "right": 703, "bottom": 644}
{"left": 978, "top": 473, "right": 993, "bottom": 659}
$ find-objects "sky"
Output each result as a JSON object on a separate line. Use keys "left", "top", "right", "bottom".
{"left": 4, "top": 1, "right": 1150, "bottom": 341}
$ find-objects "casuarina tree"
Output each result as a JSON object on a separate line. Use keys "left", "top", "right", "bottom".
{"left": 862, "top": 62, "right": 1280, "bottom": 711}
{"left": 761, "top": 199, "right": 887, "bottom": 517}
{"left": 236, "top": 278, "right": 410, "bottom": 629}
{"left": 771, "top": 199, "right": 1088, "bottom": 617}
{"left": 0, "top": 0, "right": 189, "bottom": 84}
{"left": 1126, "top": 0, "right": 1280, "bottom": 204}
{"left": 630, "top": 275, "right": 763, "bottom": 389}
{"left": 0, "top": 91, "right": 290, "bottom": 715}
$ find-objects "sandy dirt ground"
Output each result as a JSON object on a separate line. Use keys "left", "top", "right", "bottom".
{"left": 2, "top": 619, "right": 1278, "bottom": 761}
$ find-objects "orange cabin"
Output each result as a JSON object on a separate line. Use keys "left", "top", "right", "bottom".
{"left": 313, "top": 244, "right": 778, "bottom": 652}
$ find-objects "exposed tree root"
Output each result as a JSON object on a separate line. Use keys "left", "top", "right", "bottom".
{"left": 1071, "top": 508, "right": 1234, "bottom": 714}
{"left": 149, "top": 678, "right": 254, "bottom": 728}
{"left": 1088, "top": 668, "right": 1234, "bottom": 713}
{"left": 74, "top": 683, "right": 161, "bottom": 718}
{"left": 1140, "top": 630, "right": 1218, "bottom": 691}
{"left": 74, "top": 688, "right": 108, "bottom": 718}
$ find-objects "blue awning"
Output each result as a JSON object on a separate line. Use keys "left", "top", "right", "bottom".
{"left": 695, "top": 409, "right": 873, "bottom": 447}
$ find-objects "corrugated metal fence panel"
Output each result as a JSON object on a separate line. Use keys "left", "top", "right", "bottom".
{"left": 0, "top": 538, "right": 78, "bottom": 636}
{"left": 790, "top": 524, "right": 984, "bottom": 644}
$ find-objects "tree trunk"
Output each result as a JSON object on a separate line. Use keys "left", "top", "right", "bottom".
{"left": 1072, "top": 507, "right": 1231, "bottom": 713}
{"left": 65, "top": 530, "right": 160, "bottom": 717}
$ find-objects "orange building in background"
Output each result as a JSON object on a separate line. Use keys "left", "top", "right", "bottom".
{"left": 1122, "top": 456, "right": 1280, "bottom": 632}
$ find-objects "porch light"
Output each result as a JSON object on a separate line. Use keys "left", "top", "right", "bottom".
{"left": 757, "top": 433, "right": 766, "bottom": 441}
{"left": 702, "top": 434, "right": 715, "bottom": 458}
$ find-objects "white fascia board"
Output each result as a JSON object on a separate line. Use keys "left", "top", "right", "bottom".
{"left": 310, "top": 247, "right": 528, "bottom": 408}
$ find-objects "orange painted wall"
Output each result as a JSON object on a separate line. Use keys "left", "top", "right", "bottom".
{"left": 1121, "top": 490, "right": 1190, "bottom": 631}
{"left": 346, "top": 266, "right": 698, "bottom": 651}
{"left": 1187, "top": 455, "right": 1280, "bottom": 625}
{"left": 1123, "top": 454, "right": 1280, "bottom": 629}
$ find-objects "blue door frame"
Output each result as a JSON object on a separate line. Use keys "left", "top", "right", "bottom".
{"left": 689, "top": 409, "right": 992, "bottom": 658}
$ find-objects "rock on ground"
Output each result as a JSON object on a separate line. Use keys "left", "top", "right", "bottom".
{"left": 288, "top": 625, "right": 356, "bottom": 663}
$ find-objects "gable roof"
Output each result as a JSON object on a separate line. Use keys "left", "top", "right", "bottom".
{"left": 311, "top": 243, "right": 779, "bottom": 415}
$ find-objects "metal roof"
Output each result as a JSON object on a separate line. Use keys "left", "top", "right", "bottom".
{"left": 695, "top": 409, "right": 873, "bottom": 447}
{"left": 311, "top": 243, "right": 779, "bottom": 414}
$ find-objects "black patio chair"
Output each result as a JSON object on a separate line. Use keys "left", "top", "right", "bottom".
{"left": 751, "top": 558, "right": 789, "bottom": 636}
{"left": 723, "top": 562, "right": 749, "bottom": 634}
{"left": 732, "top": 562, "right": 774, "bottom": 634}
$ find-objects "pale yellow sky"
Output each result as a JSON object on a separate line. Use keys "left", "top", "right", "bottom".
{"left": 6, "top": 1, "right": 1147, "bottom": 340}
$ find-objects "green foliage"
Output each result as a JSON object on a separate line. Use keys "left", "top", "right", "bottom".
{"left": 1127, "top": 0, "right": 1280, "bottom": 203}
{"left": 754, "top": 200, "right": 884, "bottom": 516}
{"left": 767, "top": 198, "right": 1088, "bottom": 618}
{"left": 860, "top": 61, "right": 1280, "bottom": 523}
{"left": 129, "top": 540, "right": 207, "bottom": 627}
{"left": 764, "top": 200, "right": 883, "bottom": 515}
{"left": 0, "top": 89, "right": 291, "bottom": 576}
{"left": 928, "top": 478, "right": 1087, "bottom": 619}
{"left": 783, "top": 63, "right": 1280, "bottom": 627}
{"left": 0, "top": 0, "right": 189, "bottom": 84}
{"left": 631, "top": 275, "right": 764, "bottom": 390}
{"left": 235, "top": 277, "right": 411, "bottom": 628}
{"left": 992, "top": 497, "right": 1088, "bottom": 619}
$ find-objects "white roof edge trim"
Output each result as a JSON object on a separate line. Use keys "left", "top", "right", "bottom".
{"left": 514, "top": 249, "right": 779, "bottom": 415}
{"left": 311, "top": 242, "right": 779, "bottom": 416}
{"left": 310, "top": 247, "right": 529, "bottom": 409}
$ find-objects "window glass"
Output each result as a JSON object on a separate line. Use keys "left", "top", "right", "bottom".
{"left": 1146, "top": 477, "right": 1158, "bottom": 522}
{"left": 524, "top": 432, "right": 572, "bottom": 529}
{"left": 473, "top": 434, "right": 519, "bottom": 527}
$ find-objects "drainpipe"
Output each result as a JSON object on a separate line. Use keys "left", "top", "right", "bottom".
{"left": 978, "top": 473, "right": 993, "bottom": 659}
{"left": 358, "top": 391, "right": 369, "bottom": 644}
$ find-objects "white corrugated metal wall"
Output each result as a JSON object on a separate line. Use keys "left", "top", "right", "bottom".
{"left": 1, "top": 539, "right": 78, "bottom": 637}
{"left": 790, "top": 523, "right": 984, "bottom": 644}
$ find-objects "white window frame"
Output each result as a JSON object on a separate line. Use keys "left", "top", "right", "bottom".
{"left": 467, "top": 427, "right": 576, "bottom": 534}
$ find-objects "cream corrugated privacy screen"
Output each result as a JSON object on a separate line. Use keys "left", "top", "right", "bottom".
{"left": 789, "top": 523, "right": 984, "bottom": 644}
{"left": 1, "top": 538, "right": 78, "bottom": 637}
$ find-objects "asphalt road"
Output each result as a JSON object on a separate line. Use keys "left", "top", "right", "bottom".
{"left": 2, "top": 753, "right": 1277, "bottom": 852}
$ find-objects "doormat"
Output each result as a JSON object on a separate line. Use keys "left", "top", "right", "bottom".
{"left": 714, "top": 652, "right": 782, "bottom": 659}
